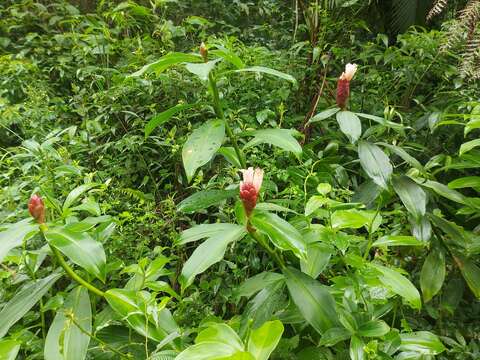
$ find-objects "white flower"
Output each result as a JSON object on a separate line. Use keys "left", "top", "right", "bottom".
{"left": 240, "top": 167, "right": 264, "bottom": 194}
{"left": 339, "top": 63, "right": 358, "bottom": 81}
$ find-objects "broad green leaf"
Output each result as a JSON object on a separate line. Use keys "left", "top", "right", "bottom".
{"left": 422, "top": 180, "right": 466, "bottom": 205}
{"left": 234, "top": 66, "right": 296, "bottom": 84}
{"left": 411, "top": 216, "right": 432, "bottom": 243}
{"left": 336, "top": 111, "right": 361, "bottom": 143}
{"left": 244, "top": 129, "right": 302, "bottom": 156}
{"left": 217, "top": 147, "right": 242, "bottom": 167}
{"left": 318, "top": 327, "right": 352, "bottom": 346}
{"left": 0, "top": 273, "right": 61, "bottom": 338}
{"left": 196, "top": 323, "right": 244, "bottom": 350}
{"left": 300, "top": 243, "right": 333, "bottom": 278}
{"left": 145, "top": 103, "right": 196, "bottom": 138}
{"left": 358, "top": 141, "right": 392, "bottom": 189}
{"left": 399, "top": 331, "right": 445, "bottom": 355}
{"left": 373, "top": 235, "right": 424, "bottom": 247}
{"left": 284, "top": 267, "right": 339, "bottom": 334}
{"left": 420, "top": 248, "right": 445, "bottom": 303}
{"left": 378, "top": 143, "right": 424, "bottom": 173}
{"left": 247, "top": 320, "right": 284, "bottom": 360}
{"left": 178, "top": 223, "right": 245, "bottom": 245}
{"left": 130, "top": 52, "right": 203, "bottom": 77}
{"left": 453, "top": 255, "right": 480, "bottom": 298}
{"left": 175, "top": 343, "right": 253, "bottom": 360}
{"left": 250, "top": 211, "right": 306, "bottom": 259}
{"left": 210, "top": 47, "right": 245, "bottom": 69}
{"left": 349, "top": 336, "right": 365, "bottom": 360}
{"left": 177, "top": 189, "right": 237, "bottom": 213}
{"left": 305, "top": 196, "right": 329, "bottom": 216}
{"left": 0, "top": 219, "right": 37, "bottom": 263}
{"left": 45, "top": 287, "right": 91, "bottom": 360}
{"left": 182, "top": 119, "right": 225, "bottom": 182}
{"left": 63, "top": 183, "right": 98, "bottom": 212}
{"left": 392, "top": 176, "right": 427, "bottom": 220}
{"left": 357, "top": 320, "right": 390, "bottom": 337}
{"left": 370, "top": 263, "right": 421, "bottom": 309}
{"left": 0, "top": 340, "right": 20, "bottom": 360}
{"left": 44, "top": 227, "right": 106, "bottom": 282}
{"left": 448, "top": 176, "right": 480, "bottom": 189}
{"left": 309, "top": 108, "right": 340, "bottom": 123}
{"left": 331, "top": 209, "right": 371, "bottom": 230}
{"left": 185, "top": 59, "right": 221, "bottom": 81}
{"left": 459, "top": 138, "right": 480, "bottom": 156}
{"left": 179, "top": 226, "right": 247, "bottom": 290}
{"left": 236, "top": 272, "right": 285, "bottom": 298}
{"left": 105, "top": 289, "right": 174, "bottom": 342}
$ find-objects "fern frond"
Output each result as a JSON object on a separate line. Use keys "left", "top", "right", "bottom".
{"left": 427, "top": 0, "right": 449, "bottom": 21}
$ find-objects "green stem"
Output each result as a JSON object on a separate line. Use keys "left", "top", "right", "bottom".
{"left": 67, "top": 312, "right": 132, "bottom": 359}
{"left": 249, "top": 229, "right": 286, "bottom": 270}
{"left": 40, "top": 226, "right": 105, "bottom": 297}
{"left": 208, "top": 73, "right": 246, "bottom": 168}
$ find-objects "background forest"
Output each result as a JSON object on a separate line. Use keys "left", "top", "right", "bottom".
{"left": 1, "top": 0, "right": 480, "bottom": 359}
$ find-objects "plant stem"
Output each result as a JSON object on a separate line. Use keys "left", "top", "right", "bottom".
{"left": 40, "top": 226, "right": 105, "bottom": 297}
{"left": 67, "top": 312, "right": 133, "bottom": 359}
{"left": 249, "top": 230, "right": 286, "bottom": 270}
{"left": 208, "top": 73, "right": 246, "bottom": 168}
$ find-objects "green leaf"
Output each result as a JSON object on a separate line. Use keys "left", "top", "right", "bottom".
{"left": 44, "top": 227, "right": 106, "bottom": 282}
{"left": 247, "top": 320, "right": 284, "bottom": 360}
{"left": 305, "top": 196, "right": 329, "bottom": 216}
{"left": 331, "top": 209, "right": 371, "bottom": 230}
{"left": 0, "top": 340, "right": 20, "bottom": 360}
{"left": 284, "top": 267, "right": 339, "bottom": 335}
{"left": 336, "top": 111, "right": 362, "bottom": 143}
{"left": 349, "top": 336, "right": 365, "bottom": 360}
{"left": 177, "top": 189, "right": 237, "bottom": 213}
{"left": 358, "top": 141, "right": 392, "bottom": 189}
{"left": 250, "top": 211, "right": 306, "bottom": 259}
{"left": 309, "top": 108, "right": 340, "bottom": 123}
{"left": 300, "top": 242, "right": 333, "bottom": 279}
{"left": 210, "top": 47, "right": 245, "bottom": 69}
{"left": 182, "top": 119, "right": 225, "bottom": 182}
{"left": 244, "top": 128, "right": 302, "bottom": 156}
{"left": 448, "top": 176, "right": 480, "bottom": 189}
{"left": 422, "top": 180, "right": 466, "bottom": 205}
{"left": 392, "top": 176, "right": 427, "bottom": 220}
{"left": 454, "top": 255, "right": 480, "bottom": 298}
{"left": 185, "top": 59, "right": 222, "bottom": 81}
{"left": 236, "top": 272, "right": 285, "bottom": 298}
{"left": 370, "top": 263, "right": 421, "bottom": 309}
{"left": 0, "top": 219, "right": 37, "bottom": 263}
{"left": 460, "top": 138, "right": 480, "bottom": 156}
{"left": 318, "top": 327, "right": 352, "bottom": 346}
{"left": 420, "top": 248, "right": 445, "bottom": 303}
{"left": 176, "top": 344, "right": 253, "bottom": 360}
{"left": 399, "top": 331, "right": 445, "bottom": 355}
{"left": 373, "top": 235, "right": 424, "bottom": 247}
{"left": 145, "top": 103, "right": 196, "bottom": 138}
{"left": 178, "top": 223, "right": 245, "bottom": 246}
{"left": 105, "top": 289, "right": 174, "bottom": 342}
{"left": 196, "top": 323, "right": 244, "bottom": 350}
{"left": 130, "top": 52, "right": 203, "bottom": 77}
{"left": 217, "top": 147, "right": 242, "bottom": 167}
{"left": 0, "top": 273, "right": 61, "bottom": 338}
{"left": 63, "top": 183, "right": 98, "bottom": 212}
{"left": 234, "top": 66, "right": 296, "bottom": 84}
{"left": 378, "top": 143, "right": 424, "bottom": 173}
{"left": 179, "top": 226, "right": 247, "bottom": 290}
{"left": 44, "top": 287, "right": 91, "bottom": 360}
{"left": 357, "top": 320, "right": 390, "bottom": 337}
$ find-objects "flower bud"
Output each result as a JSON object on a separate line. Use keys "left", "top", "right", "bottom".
{"left": 240, "top": 167, "right": 263, "bottom": 217}
{"left": 28, "top": 194, "right": 45, "bottom": 224}
{"left": 336, "top": 63, "right": 357, "bottom": 109}
{"left": 200, "top": 42, "right": 208, "bottom": 62}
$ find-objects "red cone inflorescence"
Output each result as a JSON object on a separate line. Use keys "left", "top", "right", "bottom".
{"left": 28, "top": 194, "right": 45, "bottom": 224}
{"left": 200, "top": 42, "right": 208, "bottom": 62}
{"left": 240, "top": 167, "right": 263, "bottom": 217}
{"left": 336, "top": 63, "right": 358, "bottom": 110}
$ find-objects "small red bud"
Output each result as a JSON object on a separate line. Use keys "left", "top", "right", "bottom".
{"left": 28, "top": 194, "right": 45, "bottom": 224}
{"left": 200, "top": 42, "right": 208, "bottom": 62}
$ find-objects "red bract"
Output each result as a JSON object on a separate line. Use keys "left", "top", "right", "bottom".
{"left": 240, "top": 167, "right": 263, "bottom": 217}
{"left": 28, "top": 194, "right": 45, "bottom": 224}
{"left": 200, "top": 42, "right": 208, "bottom": 62}
{"left": 336, "top": 63, "right": 358, "bottom": 110}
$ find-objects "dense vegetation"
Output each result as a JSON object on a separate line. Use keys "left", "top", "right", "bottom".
{"left": 1, "top": 1, "right": 480, "bottom": 359}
